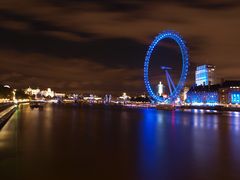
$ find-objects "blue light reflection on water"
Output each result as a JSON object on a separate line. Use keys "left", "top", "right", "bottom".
{"left": 138, "top": 109, "right": 191, "bottom": 179}
{"left": 228, "top": 111, "right": 240, "bottom": 172}
{"left": 137, "top": 108, "right": 240, "bottom": 180}
{"left": 138, "top": 108, "right": 159, "bottom": 179}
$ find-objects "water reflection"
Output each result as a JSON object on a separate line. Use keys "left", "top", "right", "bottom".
{"left": 138, "top": 108, "right": 240, "bottom": 180}
{"left": 228, "top": 112, "right": 240, "bottom": 132}
{"left": 0, "top": 104, "right": 240, "bottom": 180}
{"left": 138, "top": 109, "right": 159, "bottom": 179}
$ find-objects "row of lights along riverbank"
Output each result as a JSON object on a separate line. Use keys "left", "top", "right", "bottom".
{"left": 0, "top": 63, "right": 239, "bottom": 110}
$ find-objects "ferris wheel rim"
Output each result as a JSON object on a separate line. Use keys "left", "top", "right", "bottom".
{"left": 144, "top": 30, "right": 189, "bottom": 103}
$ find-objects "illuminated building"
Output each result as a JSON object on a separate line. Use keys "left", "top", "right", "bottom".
{"left": 219, "top": 88, "right": 229, "bottom": 104}
{"left": 55, "top": 92, "right": 66, "bottom": 98}
{"left": 118, "top": 92, "right": 131, "bottom": 103}
{"left": 41, "top": 88, "right": 54, "bottom": 98}
{"left": 219, "top": 81, "right": 240, "bottom": 104}
{"left": 195, "top": 65, "right": 215, "bottom": 86}
{"left": 25, "top": 87, "right": 40, "bottom": 96}
{"left": 186, "top": 84, "right": 220, "bottom": 105}
{"left": 187, "top": 80, "right": 240, "bottom": 105}
{"left": 83, "top": 95, "right": 102, "bottom": 103}
{"left": 157, "top": 81, "right": 164, "bottom": 96}
{"left": 104, "top": 94, "right": 112, "bottom": 103}
{"left": 231, "top": 92, "right": 240, "bottom": 104}
{"left": 25, "top": 87, "right": 57, "bottom": 98}
{"left": 180, "top": 87, "right": 189, "bottom": 102}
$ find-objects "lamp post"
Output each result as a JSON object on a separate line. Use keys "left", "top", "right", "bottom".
{"left": 13, "top": 89, "right": 18, "bottom": 104}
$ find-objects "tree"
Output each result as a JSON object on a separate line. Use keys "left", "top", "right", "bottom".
{"left": 0, "top": 85, "right": 13, "bottom": 99}
{"left": 15, "top": 89, "right": 29, "bottom": 99}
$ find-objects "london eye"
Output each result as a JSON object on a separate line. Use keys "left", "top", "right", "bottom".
{"left": 144, "top": 30, "right": 189, "bottom": 103}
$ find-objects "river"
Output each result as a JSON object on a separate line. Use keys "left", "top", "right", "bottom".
{"left": 0, "top": 103, "right": 240, "bottom": 180}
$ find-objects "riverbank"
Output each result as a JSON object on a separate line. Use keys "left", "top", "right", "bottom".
{"left": 178, "top": 105, "right": 240, "bottom": 112}
{"left": 0, "top": 105, "right": 17, "bottom": 129}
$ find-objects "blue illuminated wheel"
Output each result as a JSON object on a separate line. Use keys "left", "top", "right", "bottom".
{"left": 144, "top": 30, "right": 189, "bottom": 103}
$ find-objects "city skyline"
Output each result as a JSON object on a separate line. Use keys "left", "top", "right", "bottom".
{"left": 0, "top": 0, "right": 239, "bottom": 94}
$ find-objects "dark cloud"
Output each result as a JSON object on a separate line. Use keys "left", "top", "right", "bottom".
{"left": 46, "top": 0, "right": 143, "bottom": 12}
{"left": 0, "top": 9, "right": 97, "bottom": 38}
{"left": 0, "top": 26, "right": 146, "bottom": 68}
{"left": 0, "top": 0, "right": 239, "bottom": 94}
{"left": 156, "top": 0, "right": 239, "bottom": 10}
{"left": 45, "top": 0, "right": 240, "bottom": 10}
{"left": 181, "top": 0, "right": 240, "bottom": 10}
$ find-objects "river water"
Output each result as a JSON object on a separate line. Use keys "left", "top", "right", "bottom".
{"left": 0, "top": 103, "right": 240, "bottom": 180}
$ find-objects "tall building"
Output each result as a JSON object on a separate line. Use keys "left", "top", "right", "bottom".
{"left": 195, "top": 65, "right": 215, "bottom": 86}
{"left": 180, "top": 87, "right": 189, "bottom": 102}
{"left": 157, "top": 81, "right": 164, "bottom": 96}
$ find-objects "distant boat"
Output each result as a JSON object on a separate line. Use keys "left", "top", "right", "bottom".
{"left": 156, "top": 104, "right": 176, "bottom": 111}
{"left": 30, "top": 101, "right": 44, "bottom": 109}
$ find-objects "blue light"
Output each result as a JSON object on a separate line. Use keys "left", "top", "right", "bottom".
{"left": 196, "top": 66, "right": 208, "bottom": 86}
{"left": 186, "top": 91, "right": 219, "bottom": 105}
{"left": 231, "top": 91, "right": 240, "bottom": 104}
{"left": 144, "top": 30, "right": 189, "bottom": 103}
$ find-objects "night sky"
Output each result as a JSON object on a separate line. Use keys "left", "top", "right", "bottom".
{"left": 0, "top": 0, "right": 239, "bottom": 95}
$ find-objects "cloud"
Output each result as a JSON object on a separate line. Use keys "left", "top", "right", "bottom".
{"left": 0, "top": 0, "right": 239, "bottom": 94}
{"left": 0, "top": 9, "right": 97, "bottom": 39}
{"left": 0, "top": 26, "right": 148, "bottom": 68}
{"left": 0, "top": 50, "right": 145, "bottom": 94}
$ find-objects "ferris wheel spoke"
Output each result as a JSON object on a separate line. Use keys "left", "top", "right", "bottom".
{"left": 166, "top": 71, "right": 173, "bottom": 95}
{"left": 167, "top": 72, "right": 176, "bottom": 91}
